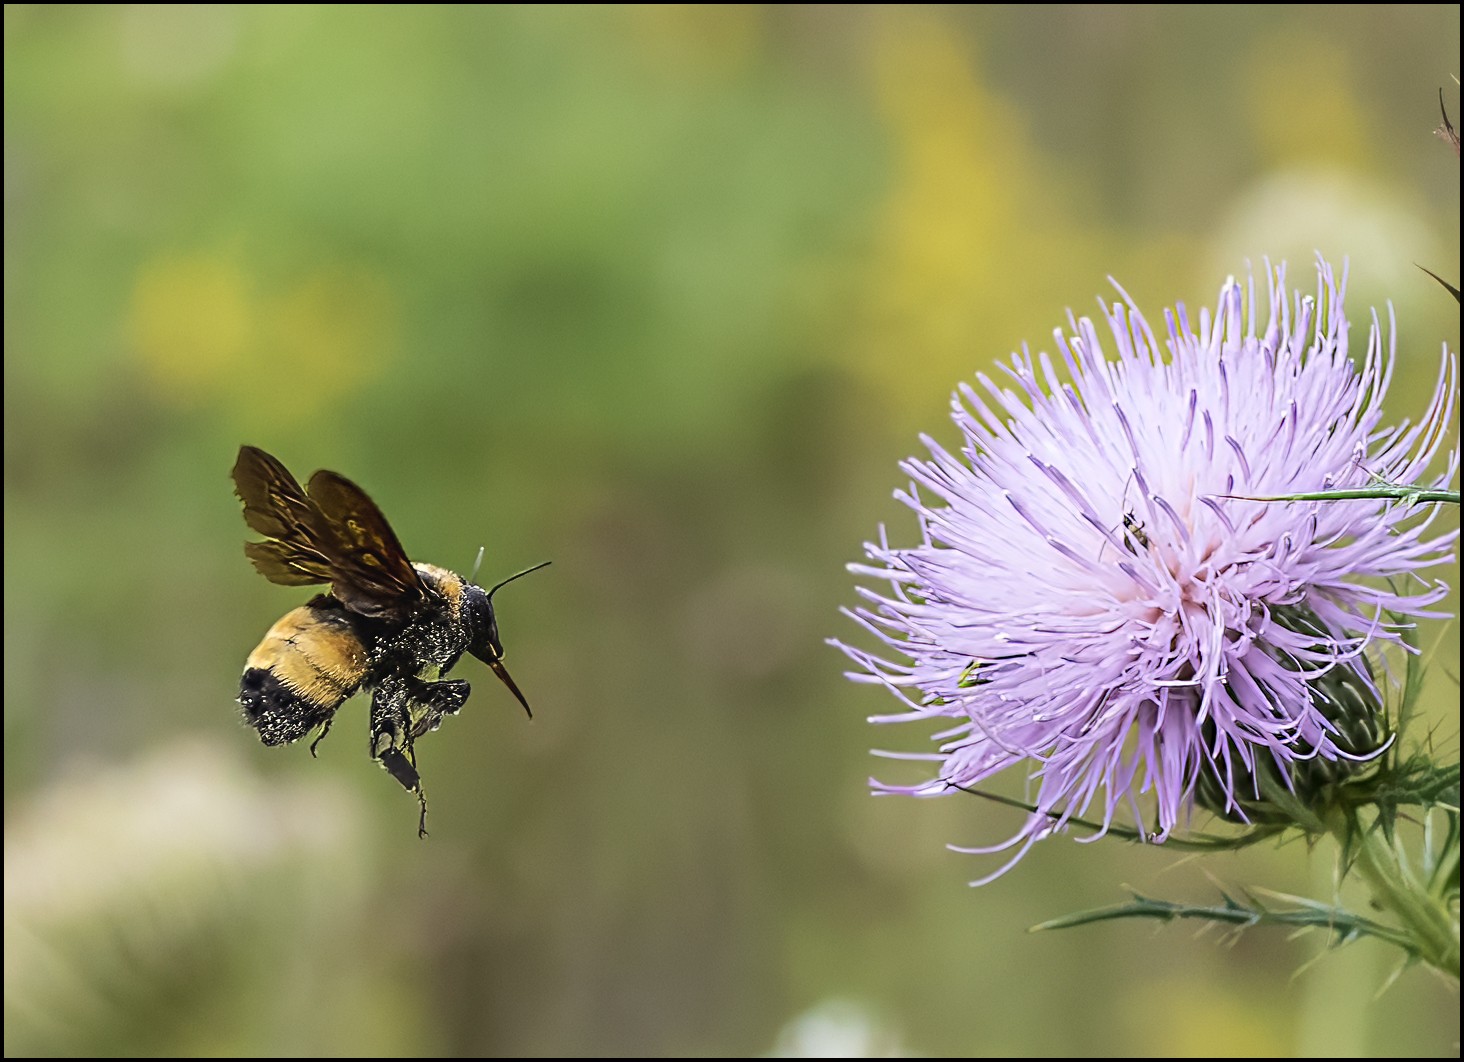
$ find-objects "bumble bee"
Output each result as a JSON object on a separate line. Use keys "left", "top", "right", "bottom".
{"left": 231, "top": 445, "right": 549, "bottom": 836}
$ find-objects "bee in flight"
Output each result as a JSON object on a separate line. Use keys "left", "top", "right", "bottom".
{"left": 231, "top": 445, "right": 549, "bottom": 836}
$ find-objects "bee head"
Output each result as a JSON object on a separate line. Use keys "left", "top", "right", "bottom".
{"left": 463, "top": 561, "right": 551, "bottom": 718}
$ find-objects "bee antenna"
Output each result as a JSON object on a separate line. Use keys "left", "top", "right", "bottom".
{"left": 469, "top": 546, "right": 485, "bottom": 582}
{"left": 486, "top": 560, "right": 552, "bottom": 601}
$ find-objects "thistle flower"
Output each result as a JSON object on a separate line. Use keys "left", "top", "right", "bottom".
{"left": 836, "top": 258, "right": 1458, "bottom": 883}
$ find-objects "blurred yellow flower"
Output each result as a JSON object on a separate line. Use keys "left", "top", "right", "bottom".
{"left": 130, "top": 252, "right": 251, "bottom": 407}
{"left": 130, "top": 251, "right": 395, "bottom": 418}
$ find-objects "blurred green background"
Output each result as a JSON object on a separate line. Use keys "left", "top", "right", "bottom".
{"left": 5, "top": 5, "right": 1459, "bottom": 1057}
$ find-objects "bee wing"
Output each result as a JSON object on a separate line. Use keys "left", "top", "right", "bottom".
{"left": 306, "top": 469, "right": 429, "bottom": 620}
{"left": 232, "top": 446, "right": 336, "bottom": 586}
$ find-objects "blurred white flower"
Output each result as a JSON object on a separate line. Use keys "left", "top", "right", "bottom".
{"left": 766, "top": 998, "right": 909, "bottom": 1058}
{"left": 4, "top": 738, "right": 368, "bottom": 1055}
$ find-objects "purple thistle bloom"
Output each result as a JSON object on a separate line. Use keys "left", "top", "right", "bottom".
{"left": 835, "top": 258, "right": 1458, "bottom": 884}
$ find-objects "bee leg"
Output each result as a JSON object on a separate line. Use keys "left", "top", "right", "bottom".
{"left": 406, "top": 678, "right": 471, "bottom": 738}
{"left": 375, "top": 745, "right": 429, "bottom": 838}
{"left": 370, "top": 676, "right": 431, "bottom": 838}
{"left": 380, "top": 764, "right": 430, "bottom": 838}
{"left": 413, "top": 678, "right": 470, "bottom": 714}
{"left": 414, "top": 786, "right": 429, "bottom": 838}
{"left": 308, "top": 716, "right": 336, "bottom": 757}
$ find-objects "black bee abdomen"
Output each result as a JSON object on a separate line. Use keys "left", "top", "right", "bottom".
{"left": 239, "top": 668, "right": 274, "bottom": 719}
{"left": 239, "top": 667, "right": 334, "bottom": 747}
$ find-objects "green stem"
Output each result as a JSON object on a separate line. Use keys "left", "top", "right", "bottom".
{"left": 1338, "top": 814, "right": 1460, "bottom": 979}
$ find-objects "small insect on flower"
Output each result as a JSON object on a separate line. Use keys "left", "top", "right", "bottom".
{"left": 1120, "top": 512, "right": 1150, "bottom": 553}
{"left": 834, "top": 259, "right": 1459, "bottom": 883}
{"left": 232, "top": 446, "right": 550, "bottom": 836}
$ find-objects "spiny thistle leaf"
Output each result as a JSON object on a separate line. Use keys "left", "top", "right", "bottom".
{"left": 1223, "top": 483, "right": 1459, "bottom": 506}
{"left": 1438, "top": 87, "right": 1459, "bottom": 156}
{"left": 1030, "top": 888, "right": 1419, "bottom": 957}
{"left": 1418, "top": 264, "right": 1461, "bottom": 304}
